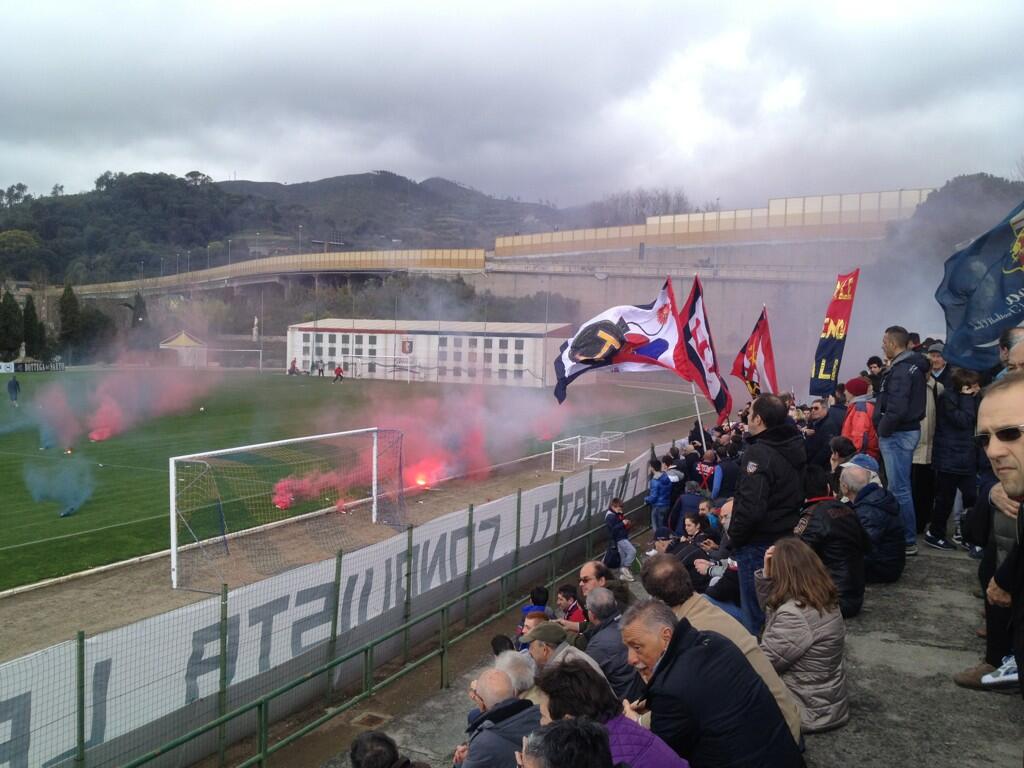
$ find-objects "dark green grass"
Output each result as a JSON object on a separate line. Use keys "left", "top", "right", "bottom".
{"left": 0, "top": 372, "right": 694, "bottom": 589}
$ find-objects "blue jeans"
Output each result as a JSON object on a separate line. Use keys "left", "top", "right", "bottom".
{"left": 617, "top": 538, "right": 637, "bottom": 569}
{"left": 734, "top": 542, "right": 770, "bottom": 635}
{"left": 879, "top": 430, "right": 920, "bottom": 546}
{"left": 651, "top": 506, "right": 668, "bottom": 533}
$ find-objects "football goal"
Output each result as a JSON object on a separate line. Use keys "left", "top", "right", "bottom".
{"left": 169, "top": 427, "right": 404, "bottom": 589}
{"left": 550, "top": 431, "right": 625, "bottom": 473}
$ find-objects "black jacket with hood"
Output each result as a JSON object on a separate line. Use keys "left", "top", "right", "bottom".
{"left": 873, "top": 349, "right": 928, "bottom": 437}
{"left": 729, "top": 424, "right": 807, "bottom": 549}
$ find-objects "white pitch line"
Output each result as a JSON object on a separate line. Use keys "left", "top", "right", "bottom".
{"left": 614, "top": 383, "right": 698, "bottom": 395}
{"left": 0, "top": 513, "right": 167, "bottom": 552}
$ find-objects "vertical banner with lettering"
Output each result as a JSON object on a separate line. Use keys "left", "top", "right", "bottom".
{"left": 809, "top": 269, "right": 859, "bottom": 396}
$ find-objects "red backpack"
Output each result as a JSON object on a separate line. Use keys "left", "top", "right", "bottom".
{"left": 842, "top": 401, "right": 879, "bottom": 459}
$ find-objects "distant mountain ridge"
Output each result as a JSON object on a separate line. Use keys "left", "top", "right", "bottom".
{"left": 219, "top": 170, "right": 563, "bottom": 250}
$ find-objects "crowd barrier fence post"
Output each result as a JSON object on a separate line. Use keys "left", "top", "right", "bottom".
{"left": 218, "top": 583, "right": 229, "bottom": 767}
{"left": 75, "top": 630, "right": 85, "bottom": 768}
{"left": 403, "top": 526, "right": 413, "bottom": 662}
{"left": 327, "top": 550, "right": 344, "bottom": 697}
{"left": 464, "top": 505, "right": 474, "bottom": 628}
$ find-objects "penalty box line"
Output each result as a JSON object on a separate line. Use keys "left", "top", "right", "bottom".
{"left": 0, "top": 513, "right": 168, "bottom": 553}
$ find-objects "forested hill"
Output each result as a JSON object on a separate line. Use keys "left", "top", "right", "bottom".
{"left": 218, "top": 171, "right": 562, "bottom": 250}
{"left": 0, "top": 170, "right": 562, "bottom": 284}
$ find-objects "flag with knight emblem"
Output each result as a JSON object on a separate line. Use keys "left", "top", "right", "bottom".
{"left": 553, "top": 278, "right": 687, "bottom": 403}
{"left": 730, "top": 306, "right": 779, "bottom": 397}
{"left": 678, "top": 276, "right": 733, "bottom": 424}
{"left": 935, "top": 200, "right": 1024, "bottom": 371}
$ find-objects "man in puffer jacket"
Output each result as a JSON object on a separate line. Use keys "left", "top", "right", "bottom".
{"left": 873, "top": 325, "right": 928, "bottom": 552}
{"left": 453, "top": 668, "right": 540, "bottom": 768}
{"left": 729, "top": 394, "right": 807, "bottom": 635}
{"left": 841, "top": 455, "right": 906, "bottom": 583}
{"left": 645, "top": 458, "right": 674, "bottom": 533}
{"left": 795, "top": 466, "right": 870, "bottom": 618}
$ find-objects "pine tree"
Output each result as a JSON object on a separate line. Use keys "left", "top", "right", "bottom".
{"left": 0, "top": 289, "right": 24, "bottom": 360}
{"left": 22, "top": 294, "right": 42, "bottom": 358}
{"left": 59, "top": 283, "right": 80, "bottom": 356}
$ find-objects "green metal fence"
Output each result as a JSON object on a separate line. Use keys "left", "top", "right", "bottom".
{"left": 118, "top": 473, "right": 648, "bottom": 768}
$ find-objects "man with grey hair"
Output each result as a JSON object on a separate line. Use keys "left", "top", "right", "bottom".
{"left": 493, "top": 650, "right": 536, "bottom": 698}
{"left": 840, "top": 454, "right": 905, "bottom": 583}
{"left": 452, "top": 668, "right": 540, "bottom": 768}
{"left": 579, "top": 586, "right": 642, "bottom": 701}
{"left": 521, "top": 621, "right": 607, "bottom": 681}
{"left": 620, "top": 598, "right": 802, "bottom": 766}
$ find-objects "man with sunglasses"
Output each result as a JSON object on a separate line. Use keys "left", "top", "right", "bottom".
{"left": 978, "top": 373, "right": 1024, "bottom": 698}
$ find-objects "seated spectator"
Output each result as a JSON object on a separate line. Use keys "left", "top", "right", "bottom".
{"left": 841, "top": 455, "right": 906, "bottom": 583}
{"left": 491, "top": 635, "right": 515, "bottom": 655}
{"left": 555, "top": 584, "right": 586, "bottom": 623}
{"left": 756, "top": 538, "right": 850, "bottom": 733}
{"left": 680, "top": 511, "right": 711, "bottom": 546}
{"left": 693, "top": 499, "right": 742, "bottom": 609}
{"left": 469, "top": 651, "right": 536, "bottom": 725}
{"left": 556, "top": 561, "right": 631, "bottom": 637}
{"left": 350, "top": 730, "right": 430, "bottom": 768}
{"left": 828, "top": 435, "right": 857, "bottom": 496}
{"left": 520, "top": 718, "right": 624, "bottom": 768}
{"left": 580, "top": 587, "right": 643, "bottom": 701}
{"left": 452, "top": 668, "right": 540, "bottom": 768}
{"left": 795, "top": 465, "right": 870, "bottom": 618}
{"left": 533, "top": 659, "right": 687, "bottom": 767}
{"left": 697, "top": 497, "right": 721, "bottom": 537}
{"left": 518, "top": 612, "right": 549, "bottom": 651}
{"left": 641, "top": 554, "right": 802, "bottom": 745}
{"left": 620, "top": 599, "right": 803, "bottom": 766}
{"left": 522, "top": 621, "right": 607, "bottom": 680}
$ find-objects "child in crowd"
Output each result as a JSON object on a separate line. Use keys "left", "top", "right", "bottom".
{"left": 604, "top": 496, "right": 636, "bottom": 582}
{"left": 515, "top": 585, "right": 555, "bottom": 645}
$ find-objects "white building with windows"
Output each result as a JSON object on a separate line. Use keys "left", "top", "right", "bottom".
{"left": 285, "top": 319, "right": 575, "bottom": 387}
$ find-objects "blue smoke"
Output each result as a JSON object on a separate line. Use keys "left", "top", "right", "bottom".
{"left": 24, "top": 458, "right": 96, "bottom": 517}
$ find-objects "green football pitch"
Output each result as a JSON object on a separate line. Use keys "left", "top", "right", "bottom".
{"left": 0, "top": 370, "right": 695, "bottom": 590}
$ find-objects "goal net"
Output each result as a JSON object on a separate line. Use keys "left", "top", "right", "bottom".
{"left": 170, "top": 427, "right": 405, "bottom": 590}
{"left": 551, "top": 431, "right": 626, "bottom": 473}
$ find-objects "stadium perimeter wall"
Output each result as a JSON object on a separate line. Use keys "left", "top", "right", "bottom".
{"left": 0, "top": 439, "right": 668, "bottom": 768}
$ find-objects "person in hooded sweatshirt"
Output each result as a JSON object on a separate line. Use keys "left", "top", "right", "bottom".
{"left": 728, "top": 394, "right": 807, "bottom": 635}
{"left": 840, "top": 454, "right": 906, "bottom": 583}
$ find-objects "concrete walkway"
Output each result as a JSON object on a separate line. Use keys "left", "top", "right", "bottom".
{"left": 316, "top": 546, "right": 1024, "bottom": 768}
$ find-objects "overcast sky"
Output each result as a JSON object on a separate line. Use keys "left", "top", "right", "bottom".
{"left": 2, "top": 1, "right": 1021, "bottom": 208}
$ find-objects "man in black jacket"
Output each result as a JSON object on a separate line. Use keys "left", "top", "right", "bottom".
{"left": 796, "top": 466, "right": 870, "bottom": 617}
{"left": 582, "top": 587, "right": 643, "bottom": 701}
{"left": 979, "top": 373, "right": 1024, "bottom": 698}
{"left": 621, "top": 599, "right": 803, "bottom": 767}
{"left": 729, "top": 394, "right": 807, "bottom": 634}
{"left": 873, "top": 325, "right": 928, "bottom": 553}
{"left": 803, "top": 399, "right": 838, "bottom": 470}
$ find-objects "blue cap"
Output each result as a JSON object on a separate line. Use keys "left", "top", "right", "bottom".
{"left": 840, "top": 453, "right": 879, "bottom": 474}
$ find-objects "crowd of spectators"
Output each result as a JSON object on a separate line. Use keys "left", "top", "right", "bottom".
{"left": 348, "top": 325, "right": 1024, "bottom": 767}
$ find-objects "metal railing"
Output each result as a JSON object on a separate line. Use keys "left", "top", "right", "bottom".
{"left": 122, "top": 465, "right": 648, "bottom": 767}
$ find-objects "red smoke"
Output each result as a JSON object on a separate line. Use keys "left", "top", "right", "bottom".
{"left": 272, "top": 470, "right": 352, "bottom": 511}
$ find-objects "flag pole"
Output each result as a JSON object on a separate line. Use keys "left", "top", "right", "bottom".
{"left": 691, "top": 382, "right": 707, "bottom": 453}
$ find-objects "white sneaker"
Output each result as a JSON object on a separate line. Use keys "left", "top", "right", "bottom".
{"left": 645, "top": 548, "right": 657, "bottom": 557}
{"left": 981, "top": 655, "right": 1018, "bottom": 688}
{"left": 619, "top": 567, "right": 635, "bottom": 582}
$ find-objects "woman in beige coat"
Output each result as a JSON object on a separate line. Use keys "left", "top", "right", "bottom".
{"left": 756, "top": 537, "right": 850, "bottom": 733}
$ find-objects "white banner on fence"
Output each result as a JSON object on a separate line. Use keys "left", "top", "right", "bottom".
{"left": 0, "top": 439, "right": 673, "bottom": 766}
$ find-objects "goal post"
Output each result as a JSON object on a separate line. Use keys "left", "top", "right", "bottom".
{"left": 169, "top": 427, "right": 404, "bottom": 589}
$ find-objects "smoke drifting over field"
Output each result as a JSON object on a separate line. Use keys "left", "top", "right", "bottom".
{"left": 23, "top": 458, "right": 95, "bottom": 517}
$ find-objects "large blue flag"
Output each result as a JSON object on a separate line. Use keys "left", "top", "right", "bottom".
{"left": 935, "top": 200, "right": 1024, "bottom": 371}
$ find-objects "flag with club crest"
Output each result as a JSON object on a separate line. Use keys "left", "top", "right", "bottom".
{"left": 553, "top": 278, "right": 687, "bottom": 403}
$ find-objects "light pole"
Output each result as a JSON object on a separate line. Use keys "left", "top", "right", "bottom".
{"left": 176, "top": 252, "right": 180, "bottom": 274}
{"left": 160, "top": 256, "right": 164, "bottom": 277}
{"left": 298, "top": 224, "right": 303, "bottom": 254}
{"left": 206, "top": 244, "right": 210, "bottom": 270}
{"left": 228, "top": 239, "right": 232, "bottom": 267}
{"left": 256, "top": 231, "right": 260, "bottom": 259}
{"left": 186, "top": 250, "right": 191, "bottom": 273}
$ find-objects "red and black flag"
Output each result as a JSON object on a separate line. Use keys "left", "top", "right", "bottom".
{"left": 809, "top": 269, "right": 860, "bottom": 396}
{"left": 731, "top": 307, "right": 779, "bottom": 397}
{"left": 678, "top": 277, "right": 733, "bottom": 424}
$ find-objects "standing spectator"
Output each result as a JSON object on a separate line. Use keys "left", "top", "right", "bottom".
{"left": 756, "top": 538, "right": 850, "bottom": 733}
{"left": 728, "top": 394, "right": 807, "bottom": 635}
{"left": 866, "top": 355, "right": 885, "bottom": 394}
{"left": 689, "top": 421, "right": 712, "bottom": 451}
{"left": 715, "top": 443, "right": 741, "bottom": 498}
{"left": 796, "top": 466, "right": 869, "bottom": 618}
{"left": 350, "top": 731, "right": 430, "bottom": 768}
{"left": 927, "top": 342, "right": 952, "bottom": 387}
{"left": 641, "top": 554, "right": 803, "bottom": 745}
{"left": 911, "top": 352, "right": 944, "bottom": 537}
{"left": 669, "top": 481, "right": 703, "bottom": 535}
{"left": 994, "top": 327, "right": 1024, "bottom": 379}
{"left": 873, "top": 325, "right": 928, "bottom": 554}
{"left": 926, "top": 368, "right": 981, "bottom": 550}
{"left": 694, "top": 451, "right": 718, "bottom": 493}
{"left": 604, "top": 497, "right": 635, "bottom": 582}
{"left": 619, "top": 600, "right": 803, "bottom": 766}
{"left": 555, "top": 585, "right": 586, "bottom": 624}
{"left": 841, "top": 455, "right": 905, "bottom": 583}
{"left": 978, "top": 373, "right": 1024, "bottom": 698}
{"left": 452, "top": 668, "right": 540, "bottom": 768}
{"left": 803, "top": 399, "right": 839, "bottom": 470}
{"left": 532, "top": 660, "right": 687, "bottom": 767}
{"left": 644, "top": 459, "right": 672, "bottom": 534}
{"left": 580, "top": 587, "right": 643, "bottom": 701}
{"left": 7, "top": 374, "right": 19, "bottom": 408}
{"left": 841, "top": 377, "right": 878, "bottom": 460}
